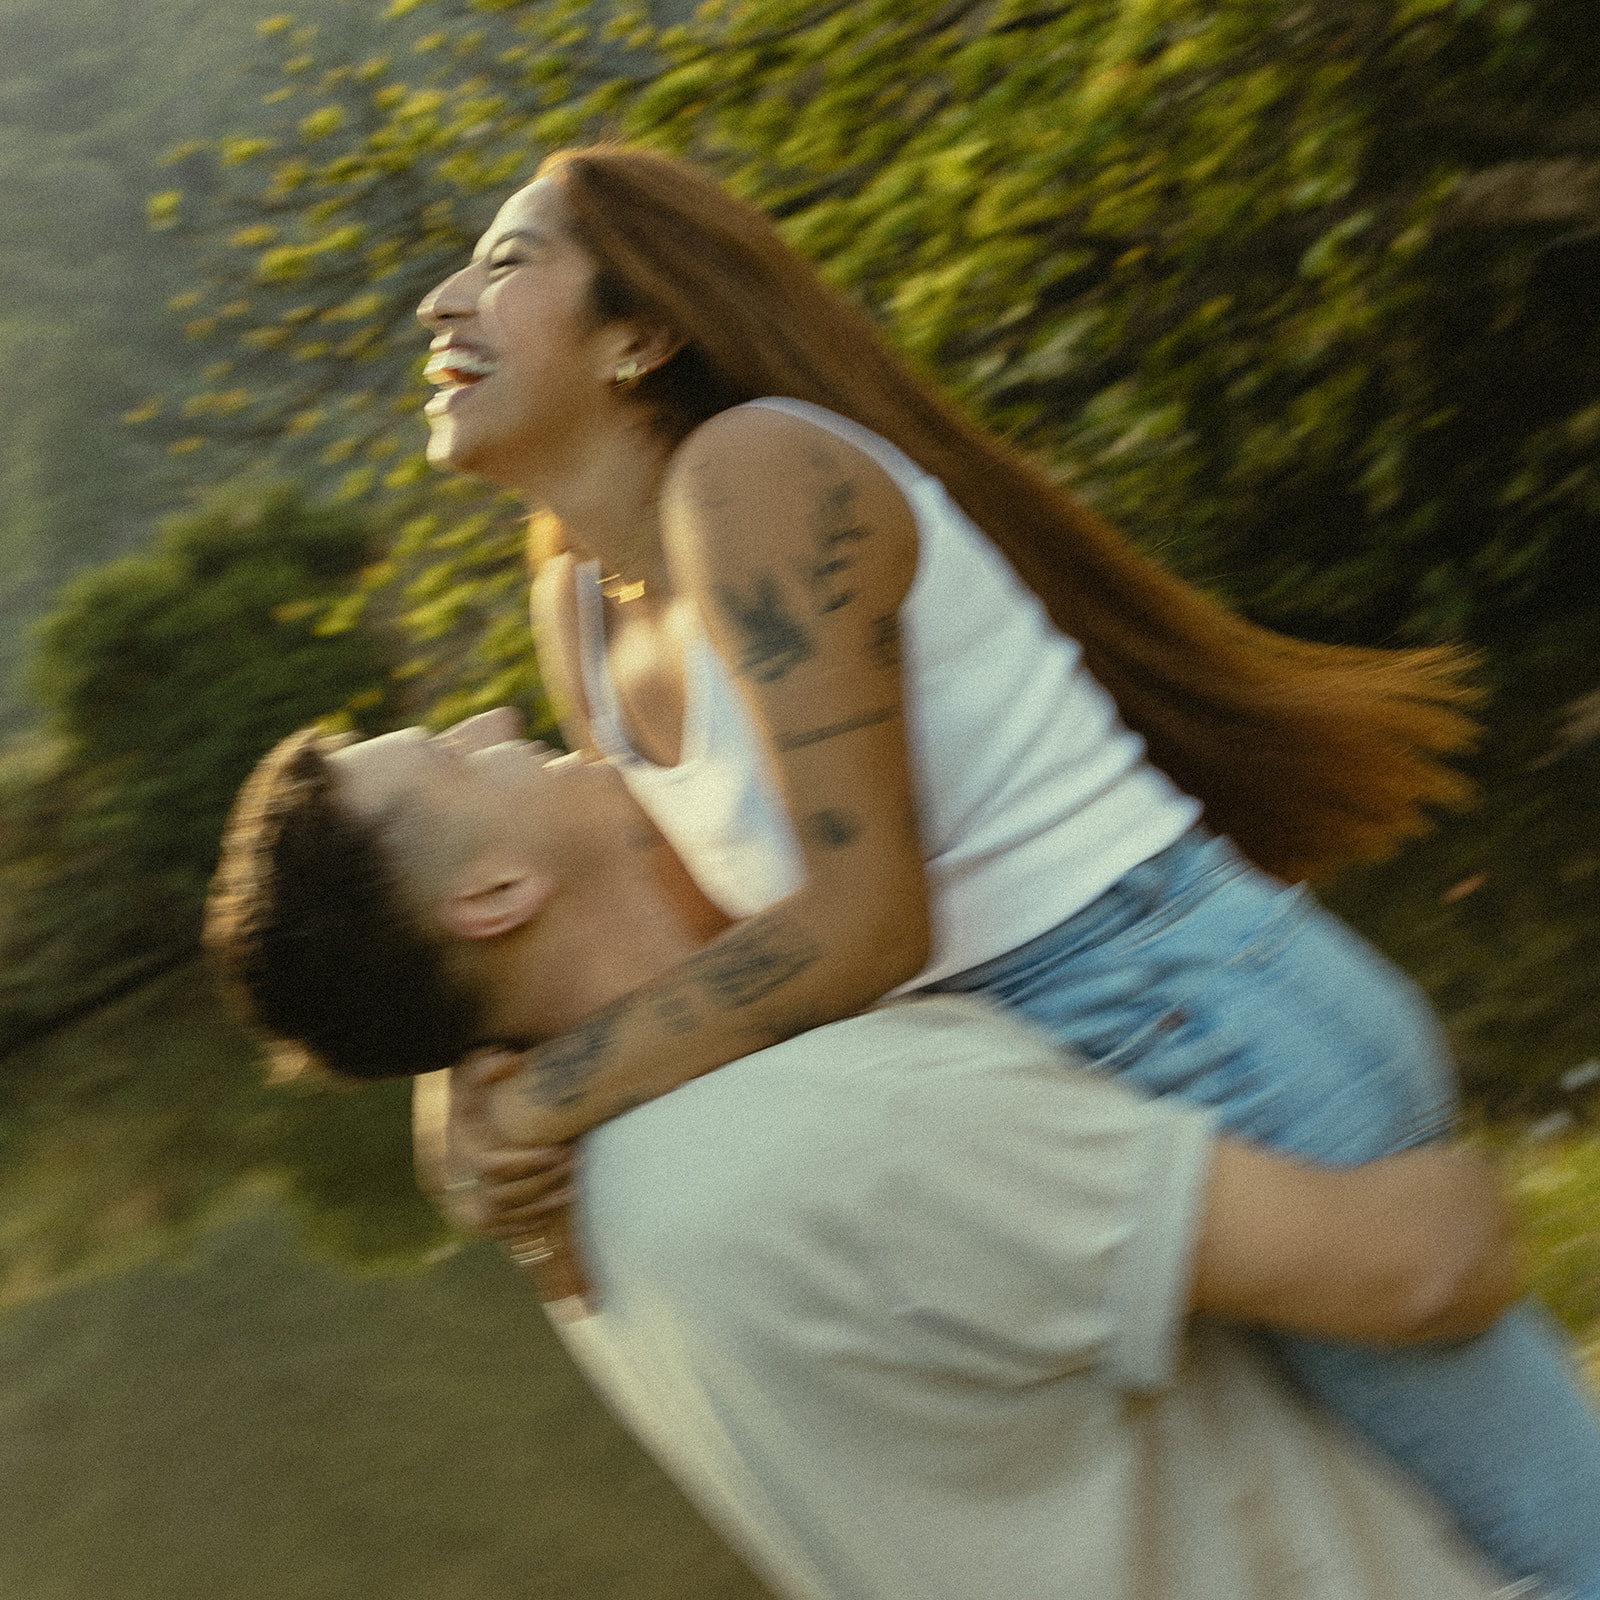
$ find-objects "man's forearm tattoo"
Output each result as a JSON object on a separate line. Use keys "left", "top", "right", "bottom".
{"left": 687, "top": 919, "right": 824, "bottom": 1010}
{"left": 776, "top": 707, "right": 898, "bottom": 752}
{"left": 520, "top": 994, "right": 631, "bottom": 1110}
{"left": 716, "top": 573, "right": 816, "bottom": 683}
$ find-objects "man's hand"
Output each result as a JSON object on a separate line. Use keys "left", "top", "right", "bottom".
{"left": 412, "top": 1054, "right": 592, "bottom": 1310}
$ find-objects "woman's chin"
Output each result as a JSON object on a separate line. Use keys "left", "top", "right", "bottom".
{"left": 425, "top": 419, "right": 486, "bottom": 474}
{"left": 424, "top": 424, "right": 521, "bottom": 491}
{"left": 424, "top": 427, "right": 465, "bottom": 470}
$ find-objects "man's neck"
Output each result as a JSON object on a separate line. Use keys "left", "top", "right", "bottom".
{"left": 476, "top": 826, "right": 729, "bottom": 1045}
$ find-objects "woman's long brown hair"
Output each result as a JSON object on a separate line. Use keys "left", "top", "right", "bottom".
{"left": 537, "top": 145, "right": 1480, "bottom": 882}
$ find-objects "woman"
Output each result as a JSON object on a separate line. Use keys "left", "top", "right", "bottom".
{"left": 418, "top": 147, "right": 1600, "bottom": 1595}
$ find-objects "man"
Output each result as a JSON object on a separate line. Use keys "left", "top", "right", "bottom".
{"left": 205, "top": 712, "right": 1516, "bottom": 1600}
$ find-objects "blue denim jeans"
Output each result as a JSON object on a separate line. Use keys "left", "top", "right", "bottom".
{"left": 924, "top": 827, "right": 1600, "bottom": 1600}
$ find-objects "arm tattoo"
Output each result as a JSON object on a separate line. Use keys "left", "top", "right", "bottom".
{"left": 776, "top": 707, "right": 898, "bottom": 752}
{"left": 802, "top": 808, "right": 861, "bottom": 849}
{"left": 716, "top": 574, "right": 816, "bottom": 683}
{"left": 519, "top": 994, "right": 631, "bottom": 1111}
{"left": 687, "top": 919, "right": 823, "bottom": 1010}
{"left": 802, "top": 473, "right": 872, "bottom": 615}
{"left": 868, "top": 612, "right": 901, "bottom": 670}
{"left": 653, "top": 988, "right": 700, "bottom": 1036}
{"left": 744, "top": 1007, "right": 832, "bottom": 1049}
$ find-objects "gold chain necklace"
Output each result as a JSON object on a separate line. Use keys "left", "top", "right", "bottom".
{"left": 598, "top": 572, "right": 647, "bottom": 603}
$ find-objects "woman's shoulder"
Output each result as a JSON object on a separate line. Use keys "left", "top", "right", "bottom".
{"left": 666, "top": 399, "right": 921, "bottom": 506}
{"left": 672, "top": 398, "right": 839, "bottom": 465}
{"left": 659, "top": 400, "right": 919, "bottom": 581}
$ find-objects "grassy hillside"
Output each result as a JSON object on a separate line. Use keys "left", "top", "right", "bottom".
{"left": 0, "top": 960, "right": 440, "bottom": 1309}
{"left": 0, "top": 941, "right": 1593, "bottom": 1599}
{"left": 0, "top": 957, "right": 769, "bottom": 1597}
{"left": 0, "top": 1209, "right": 771, "bottom": 1600}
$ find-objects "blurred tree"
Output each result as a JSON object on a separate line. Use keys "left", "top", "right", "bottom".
{"left": 0, "top": 483, "right": 491, "bottom": 1296}
{"left": 149, "top": 0, "right": 1600, "bottom": 701}
{"left": 133, "top": 0, "right": 1599, "bottom": 1110}
{"left": 0, "top": 963, "right": 443, "bottom": 1307}
{"left": 0, "top": 486, "right": 398, "bottom": 1058}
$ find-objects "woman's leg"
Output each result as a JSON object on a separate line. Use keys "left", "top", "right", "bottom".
{"left": 928, "top": 830, "right": 1600, "bottom": 1596}
{"left": 1274, "top": 1307, "right": 1600, "bottom": 1599}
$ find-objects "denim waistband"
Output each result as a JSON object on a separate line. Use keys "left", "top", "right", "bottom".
{"left": 922, "top": 824, "right": 1236, "bottom": 994}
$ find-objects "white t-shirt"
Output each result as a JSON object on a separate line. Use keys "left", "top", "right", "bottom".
{"left": 556, "top": 997, "right": 1502, "bottom": 1600}
{"left": 577, "top": 398, "right": 1203, "bottom": 985}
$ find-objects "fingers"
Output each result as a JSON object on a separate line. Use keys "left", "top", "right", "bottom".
{"left": 475, "top": 1179, "right": 578, "bottom": 1235}
{"left": 476, "top": 1147, "right": 575, "bottom": 1233}
{"left": 461, "top": 1047, "right": 525, "bottom": 1087}
{"left": 478, "top": 1175, "right": 577, "bottom": 1219}
{"left": 479, "top": 1145, "right": 571, "bottom": 1181}
{"left": 439, "top": 1137, "right": 577, "bottom": 1236}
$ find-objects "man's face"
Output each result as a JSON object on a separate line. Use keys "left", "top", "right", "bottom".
{"left": 330, "top": 708, "right": 559, "bottom": 869}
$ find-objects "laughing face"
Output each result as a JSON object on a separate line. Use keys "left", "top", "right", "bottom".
{"left": 415, "top": 181, "right": 625, "bottom": 490}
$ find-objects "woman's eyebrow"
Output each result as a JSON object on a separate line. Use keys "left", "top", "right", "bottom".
{"left": 473, "top": 227, "right": 548, "bottom": 261}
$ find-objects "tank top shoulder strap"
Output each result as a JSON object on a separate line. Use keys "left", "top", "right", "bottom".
{"left": 737, "top": 397, "right": 935, "bottom": 497}
{"left": 573, "top": 557, "right": 641, "bottom": 765}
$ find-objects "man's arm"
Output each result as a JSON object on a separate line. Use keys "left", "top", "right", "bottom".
{"left": 1190, "top": 1138, "right": 1519, "bottom": 1344}
{"left": 432, "top": 1001, "right": 1519, "bottom": 1339}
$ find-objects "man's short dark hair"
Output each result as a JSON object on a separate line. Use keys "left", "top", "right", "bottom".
{"left": 204, "top": 727, "right": 480, "bottom": 1079}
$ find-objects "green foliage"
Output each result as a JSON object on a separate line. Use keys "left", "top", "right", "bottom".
{"left": 0, "top": 487, "right": 398, "bottom": 1056}
{"left": 143, "top": 0, "right": 1599, "bottom": 1114}
{"left": 1504, "top": 1132, "right": 1600, "bottom": 1369}
{"left": 33, "top": 486, "right": 394, "bottom": 886}
{"left": 0, "top": 485, "right": 427, "bottom": 1283}
{"left": 0, "top": 965, "right": 447, "bottom": 1302}
{"left": 158, "top": 0, "right": 1600, "bottom": 701}
{"left": 1321, "top": 733, "right": 1600, "bottom": 1111}
{"left": 1507, "top": 1130, "right": 1600, "bottom": 1349}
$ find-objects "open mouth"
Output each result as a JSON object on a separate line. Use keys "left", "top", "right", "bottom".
{"left": 423, "top": 349, "right": 498, "bottom": 390}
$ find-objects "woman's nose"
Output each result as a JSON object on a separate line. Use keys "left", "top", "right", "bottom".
{"left": 417, "top": 266, "right": 475, "bottom": 328}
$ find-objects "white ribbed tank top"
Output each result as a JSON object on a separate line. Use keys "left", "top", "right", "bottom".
{"left": 576, "top": 398, "right": 1201, "bottom": 989}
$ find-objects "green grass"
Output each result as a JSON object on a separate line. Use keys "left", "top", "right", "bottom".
{"left": 0, "top": 1208, "right": 772, "bottom": 1600}
{"left": 1503, "top": 1129, "right": 1600, "bottom": 1388}
{"left": 0, "top": 962, "right": 451, "bottom": 1311}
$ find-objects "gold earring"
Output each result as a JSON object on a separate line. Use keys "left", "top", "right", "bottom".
{"left": 613, "top": 358, "right": 644, "bottom": 390}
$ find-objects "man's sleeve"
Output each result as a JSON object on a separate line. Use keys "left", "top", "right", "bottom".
{"left": 857, "top": 999, "right": 1217, "bottom": 1392}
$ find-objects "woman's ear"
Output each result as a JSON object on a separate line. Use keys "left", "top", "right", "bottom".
{"left": 613, "top": 321, "right": 688, "bottom": 383}
{"left": 439, "top": 870, "right": 556, "bottom": 941}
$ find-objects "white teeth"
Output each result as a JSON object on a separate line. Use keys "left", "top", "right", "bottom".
{"left": 423, "top": 349, "right": 498, "bottom": 383}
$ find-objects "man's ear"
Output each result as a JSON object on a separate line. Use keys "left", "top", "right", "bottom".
{"left": 438, "top": 869, "right": 556, "bottom": 941}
